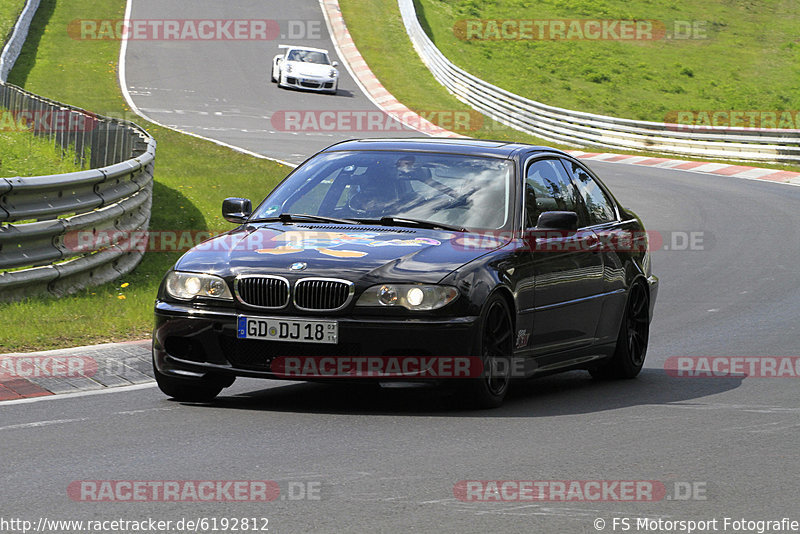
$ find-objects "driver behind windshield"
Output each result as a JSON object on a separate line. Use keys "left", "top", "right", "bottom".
{"left": 395, "top": 155, "right": 432, "bottom": 181}
{"left": 347, "top": 174, "right": 399, "bottom": 216}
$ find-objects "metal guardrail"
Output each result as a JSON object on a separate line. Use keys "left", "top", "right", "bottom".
{"left": 0, "top": 0, "right": 40, "bottom": 82}
{"left": 0, "top": 83, "right": 156, "bottom": 301}
{"left": 397, "top": 0, "right": 800, "bottom": 163}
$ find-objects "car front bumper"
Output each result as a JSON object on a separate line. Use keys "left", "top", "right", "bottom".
{"left": 279, "top": 74, "right": 337, "bottom": 92}
{"left": 153, "top": 301, "right": 480, "bottom": 381}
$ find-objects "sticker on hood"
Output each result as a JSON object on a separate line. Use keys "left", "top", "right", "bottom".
{"left": 255, "top": 231, "right": 441, "bottom": 258}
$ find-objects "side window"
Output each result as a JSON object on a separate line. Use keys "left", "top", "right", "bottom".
{"left": 565, "top": 161, "right": 617, "bottom": 225}
{"left": 525, "top": 159, "right": 583, "bottom": 228}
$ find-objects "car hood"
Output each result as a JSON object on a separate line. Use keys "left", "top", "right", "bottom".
{"left": 174, "top": 224, "right": 508, "bottom": 284}
{"left": 285, "top": 61, "right": 335, "bottom": 77}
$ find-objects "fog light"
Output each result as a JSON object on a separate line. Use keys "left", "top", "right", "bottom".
{"left": 377, "top": 285, "right": 398, "bottom": 305}
{"left": 207, "top": 278, "right": 226, "bottom": 297}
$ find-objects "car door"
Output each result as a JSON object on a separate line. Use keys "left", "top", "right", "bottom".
{"left": 516, "top": 157, "right": 605, "bottom": 362}
{"left": 560, "top": 158, "right": 630, "bottom": 346}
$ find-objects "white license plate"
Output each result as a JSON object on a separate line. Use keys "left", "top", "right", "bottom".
{"left": 237, "top": 316, "right": 338, "bottom": 344}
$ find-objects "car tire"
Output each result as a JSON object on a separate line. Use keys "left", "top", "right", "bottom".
{"left": 270, "top": 68, "right": 277, "bottom": 83}
{"left": 154, "top": 366, "right": 232, "bottom": 402}
{"left": 590, "top": 281, "right": 650, "bottom": 380}
{"left": 460, "top": 293, "right": 514, "bottom": 409}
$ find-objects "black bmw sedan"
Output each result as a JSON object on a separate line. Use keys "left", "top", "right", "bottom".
{"left": 153, "top": 138, "right": 658, "bottom": 408}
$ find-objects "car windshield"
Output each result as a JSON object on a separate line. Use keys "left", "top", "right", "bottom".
{"left": 251, "top": 151, "right": 515, "bottom": 231}
{"left": 286, "top": 50, "right": 330, "bottom": 65}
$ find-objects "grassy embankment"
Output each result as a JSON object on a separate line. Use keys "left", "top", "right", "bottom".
{"left": 339, "top": 0, "right": 800, "bottom": 172}
{"left": 410, "top": 0, "right": 800, "bottom": 122}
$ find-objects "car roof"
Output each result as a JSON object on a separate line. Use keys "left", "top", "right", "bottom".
{"left": 279, "top": 45, "right": 330, "bottom": 54}
{"left": 320, "top": 137, "right": 568, "bottom": 159}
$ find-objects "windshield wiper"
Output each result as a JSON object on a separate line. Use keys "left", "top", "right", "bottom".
{"left": 354, "top": 217, "right": 467, "bottom": 232}
{"left": 248, "top": 213, "right": 360, "bottom": 225}
{"left": 248, "top": 213, "right": 467, "bottom": 232}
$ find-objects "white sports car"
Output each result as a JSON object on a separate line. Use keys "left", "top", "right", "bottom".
{"left": 271, "top": 45, "right": 339, "bottom": 94}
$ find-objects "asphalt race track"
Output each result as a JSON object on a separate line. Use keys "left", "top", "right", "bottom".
{"left": 2, "top": 0, "right": 799, "bottom": 532}
{"left": 122, "top": 0, "right": 418, "bottom": 164}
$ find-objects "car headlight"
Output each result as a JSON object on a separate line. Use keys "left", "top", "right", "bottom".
{"left": 329, "top": 69, "right": 337, "bottom": 77}
{"left": 285, "top": 64, "right": 293, "bottom": 73}
{"left": 165, "top": 271, "right": 233, "bottom": 301}
{"left": 356, "top": 284, "right": 458, "bottom": 311}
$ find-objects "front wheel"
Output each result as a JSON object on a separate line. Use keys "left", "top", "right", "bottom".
{"left": 154, "top": 367, "right": 232, "bottom": 402}
{"left": 459, "top": 294, "right": 514, "bottom": 408}
{"left": 590, "top": 281, "right": 650, "bottom": 379}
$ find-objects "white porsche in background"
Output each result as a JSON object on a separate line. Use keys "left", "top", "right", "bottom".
{"left": 271, "top": 45, "right": 339, "bottom": 94}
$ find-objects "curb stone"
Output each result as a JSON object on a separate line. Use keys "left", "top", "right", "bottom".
{"left": 0, "top": 340, "right": 153, "bottom": 401}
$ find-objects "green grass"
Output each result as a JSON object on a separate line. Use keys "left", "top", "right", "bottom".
{"left": 411, "top": 0, "right": 800, "bottom": 122}
{"left": 0, "top": 0, "right": 25, "bottom": 45}
{"left": 0, "top": 0, "right": 290, "bottom": 352}
{"left": 338, "top": 0, "right": 800, "bottom": 173}
{"left": 0, "top": 124, "right": 84, "bottom": 176}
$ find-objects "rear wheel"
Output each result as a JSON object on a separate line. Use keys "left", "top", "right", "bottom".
{"left": 154, "top": 366, "right": 232, "bottom": 402}
{"left": 460, "top": 294, "right": 513, "bottom": 408}
{"left": 590, "top": 281, "right": 650, "bottom": 379}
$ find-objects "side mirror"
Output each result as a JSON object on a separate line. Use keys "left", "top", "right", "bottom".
{"left": 222, "top": 197, "right": 252, "bottom": 224}
{"left": 332, "top": 61, "right": 339, "bottom": 68}
{"left": 535, "top": 211, "right": 578, "bottom": 231}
